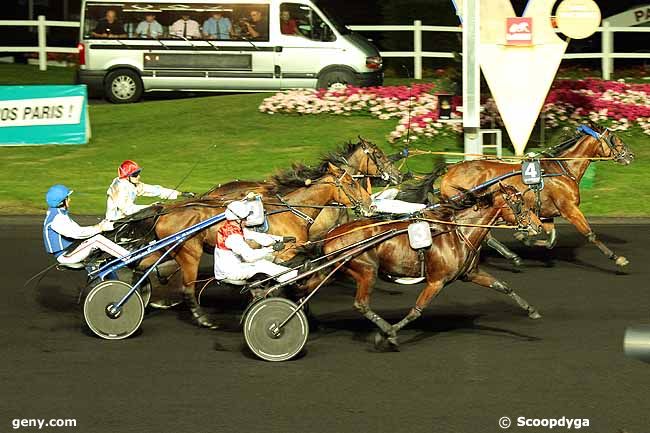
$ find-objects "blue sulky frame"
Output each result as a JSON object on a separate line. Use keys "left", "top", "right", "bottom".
{"left": 87, "top": 212, "right": 227, "bottom": 313}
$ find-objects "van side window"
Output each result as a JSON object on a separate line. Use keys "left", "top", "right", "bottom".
{"left": 280, "top": 3, "right": 335, "bottom": 42}
{"left": 82, "top": 3, "right": 268, "bottom": 41}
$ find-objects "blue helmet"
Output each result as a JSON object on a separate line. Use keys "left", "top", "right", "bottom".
{"left": 46, "top": 184, "right": 73, "bottom": 208}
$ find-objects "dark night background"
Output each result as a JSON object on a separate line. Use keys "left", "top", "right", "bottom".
{"left": 1, "top": 1, "right": 648, "bottom": 74}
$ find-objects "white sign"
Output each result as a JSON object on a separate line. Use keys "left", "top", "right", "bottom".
{"left": 556, "top": 0, "right": 601, "bottom": 39}
{"left": 0, "top": 96, "right": 84, "bottom": 128}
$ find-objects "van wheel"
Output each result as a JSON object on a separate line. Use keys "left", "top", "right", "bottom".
{"left": 105, "top": 69, "right": 143, "bottom": 103}
{"left": 317, "top": 69, "right": 357, "bottom": 89}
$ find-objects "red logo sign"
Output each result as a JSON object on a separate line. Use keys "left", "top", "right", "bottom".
{"left": 506, "top": 17, "right": 533, "bottom": 46}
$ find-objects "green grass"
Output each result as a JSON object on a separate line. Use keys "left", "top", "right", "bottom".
{"left": 0, "top": 64, "right": 648, "bottom": 216}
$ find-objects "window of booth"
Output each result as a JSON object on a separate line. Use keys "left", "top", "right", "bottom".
{"left": 83, "top": 3, "right": 270, "bottom": 41}
{"left": 279, "top": 3, "right": 335, "bottom": 42}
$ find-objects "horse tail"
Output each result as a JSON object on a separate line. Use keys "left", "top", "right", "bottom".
{"left": 396, "top": 162, "right": 448, "bottom": 204}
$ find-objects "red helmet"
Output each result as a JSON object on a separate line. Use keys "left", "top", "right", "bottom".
{"left": 118, "top": 160, "right": 142, "bottom": 179}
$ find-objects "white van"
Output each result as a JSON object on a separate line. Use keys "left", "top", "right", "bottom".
{"left": 77, "top": 0, "right": 383, "bottom": 103}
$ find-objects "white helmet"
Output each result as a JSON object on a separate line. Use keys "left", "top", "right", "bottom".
{"left": 225, "top": 201, "right": 250, "bottom": 221}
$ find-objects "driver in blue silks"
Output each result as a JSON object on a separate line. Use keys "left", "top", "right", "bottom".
{"left": 43, "top": 184, "right": 129, "bottom": 266}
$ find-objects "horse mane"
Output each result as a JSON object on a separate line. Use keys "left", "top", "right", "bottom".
{"left": 426, "top": 187, "right": 494, "bottom": 220}
{"left": 269, "top": 163, "right": 332, "bottom": 196}
{"left": 539, "top": 131, "right": 582, "bottom": 157}
{"left": 540, "top": 121, "right": 607, "bottom": 157}
{"left": 318, "top": 139, "right": 364, "bottom": 168}
{"left": 396, "top": 163, "right": 447, "bottom": 204}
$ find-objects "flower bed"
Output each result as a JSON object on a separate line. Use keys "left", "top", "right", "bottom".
{"left": 259, "top": 78, "right": 650, "bottom": 145}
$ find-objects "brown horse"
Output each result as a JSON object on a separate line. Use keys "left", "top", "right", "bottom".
{"left": 200, "top": 137, "right": 403, "bottom": 200}
{"left": 199, "top": 137, "right": 404, "bottom": 239}
{"left": 309, "top": 184, "right": 543, "bottom": 349}
{"left": 436, "top": 125, "right": 634, "bottom": 270}
{"left": 136, "top": 162, "right": 373, "bottom": 328}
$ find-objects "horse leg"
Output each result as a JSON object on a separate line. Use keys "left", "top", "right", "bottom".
{"left": 466, "top": 267, "right": 541, "bottom": 319}
{"left": 561, "top": 203, "right": 629, "bottom": 269}
{"left": 485, "top": 233, "right": 523, "bottom": 268}
{"left": 175, "top": 241, "right": 218, "bottom": 329}
{"left": 390, "top": 280, "right": 444, "bottom": 344}
{"left": 347, "top": 262, "right": 396, "bottom": 349}
{"left": 530, "top": 221, "right": 557, "bottom": 249}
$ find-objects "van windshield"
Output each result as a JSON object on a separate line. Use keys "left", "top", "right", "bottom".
{"left": 82, "top": 2, "right": 270, "bottom": 41}
{"left": 316, "top": 5, "right": 350, "bottom": 35}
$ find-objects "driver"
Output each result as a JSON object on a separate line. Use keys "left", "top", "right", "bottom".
{"left": 371, "top": 188, "right": 426, "bottom": 214}
{"left": 106, "top": 160, "right": 194, "bottom": 221}
{"left": 43, "top": 184, "right": 129, "bottom": 266}
{"left": 214, "top": 201, "right": 298, "bottom": 283}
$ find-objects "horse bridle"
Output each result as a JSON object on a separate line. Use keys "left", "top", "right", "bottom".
{"left": 599, "top": 129, "right": 633, "bottom": 163}
{"left": 358, "top": 141, "right": 401, "bottom": 184}
{"left": 501, "top": 189, "right": 537, "bottom": 232}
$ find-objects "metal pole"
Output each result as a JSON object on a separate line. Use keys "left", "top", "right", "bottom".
{"left": 601, "top": 21, "right": 612, "bottom": 80}
{"left": 414, "top": 20, "right": 422, "bottom": 80}
{"left": 28, "top": 0, "right": 34, "bottom": 20}
{"left": 37, "top": 15, "right": 47, "bottom": 71}
{"left": 462, "top": 0, "right": 481, "bottom": 160}
{"left": 63, "top": 0, "right": 69, "bottom": 21}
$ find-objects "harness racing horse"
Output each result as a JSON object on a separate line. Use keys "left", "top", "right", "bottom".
{"left": 438, "top": 125, "right": 634, "bottom": 270}
{"left": 133, "top": 163, "right": 373, "bottom": 328}
{"left": 200, "top": 138, "right": 403, "bottom": 239}
{"left": 309, "top": 184, "right": 543, "bottom": 350}
{"left": 201, "top": 138, "right": 403, "bottom": 200}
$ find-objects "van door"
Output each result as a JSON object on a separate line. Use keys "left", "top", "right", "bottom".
{"left": 275, "top": 2, "right": 342, "bottom": 89}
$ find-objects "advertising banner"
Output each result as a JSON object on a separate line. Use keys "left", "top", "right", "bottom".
{"left": 0, "top": 85, "right": 90, "bottom": 146}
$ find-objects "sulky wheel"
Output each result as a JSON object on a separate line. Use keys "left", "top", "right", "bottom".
{"left": 115, "top": 268, "right": 152, "bottom": 308}
{"left": 83, "top": 280, "right": 144, "bottom": 340}
{"left": 243, "top": 298, "right": 309, "bottom": 362}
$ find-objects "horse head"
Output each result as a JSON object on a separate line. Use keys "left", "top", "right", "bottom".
{"left": 498, "top": 183, "right": 543, "bottom": 237}
{"left": 599, "top": 128, "right": 635, "bottom": 166}
{"left": 355, "top": 137, "right": 404, "bottom": 185}
{"left": 318, "top": 162, "right": 374, "bottom": 217}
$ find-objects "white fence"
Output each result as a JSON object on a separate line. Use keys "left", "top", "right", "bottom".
{"left": 0, "top": 17, "right": 648, "bottom": 78}
{"left": 349, "top": 20, "right": 650, "bottom": 80}
{"left": 0, "top": 15, "right": 79, "bottom": 71}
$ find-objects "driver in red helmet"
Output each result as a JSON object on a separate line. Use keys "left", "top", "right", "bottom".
{"left": 106, "top": 160, "right": 195, "bottom": 221}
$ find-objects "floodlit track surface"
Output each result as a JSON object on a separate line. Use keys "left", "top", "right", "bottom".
{"left": 2, "top": 219, "right": 649, "bottom": 433}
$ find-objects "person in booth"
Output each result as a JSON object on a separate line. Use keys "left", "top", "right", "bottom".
{"left": 43, "top": 184, "right": 129, "bottom": 266}
{"left": 170, "top": 14, "right": 201, "bottom": 39}
{"left": 105, "top": 160, "right": 195, "bottom": 221}
{"left": 135, "top": 13, "right": 164, "bottom": 39}
{"left": 214, "top": 201, "right": 297, "bottom": 284}
{"left": 91, "top": 9, "right": 127, "bottom": 38}
{"left": 240, "top": 9, "right": 268, "bottom": 40}
{"left": 203, "top": 11, "right": 232, "bottom": 40}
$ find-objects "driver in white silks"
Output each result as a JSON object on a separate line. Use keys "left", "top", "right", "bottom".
{"left": 214, "top": 201, "right": 299, "bottom": 284}
{"left": 371, "top": 188, "right": 426, "bottom": 214}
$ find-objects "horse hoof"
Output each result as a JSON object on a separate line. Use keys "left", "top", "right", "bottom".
{"left": 386, "top": 336, "right": 400, "bottom": 351}
{"left": 528, "top": 309, "right": 542, "bottom": 320}
{"left": 374, "top": 331, "right": 386, "bottom": 349}
{"left": 512, "top": 257, "right": 523, "bottom": 267}
{"left": 192, "top": 312, "right": 219, "bottom": 329}
{"left": 616, "top": 256, "right": 629, "bottom": 267}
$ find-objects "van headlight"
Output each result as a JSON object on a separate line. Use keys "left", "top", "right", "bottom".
{"left": 365, "top": 56, "right": 382, "bottom": 70}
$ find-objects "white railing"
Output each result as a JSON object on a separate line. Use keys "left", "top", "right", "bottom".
{"left": 0, "top": 15, "right": 79, "bottom": 71}
{"left": 1, "top": 17, "right": 647, "bottom": 79}
{"left": 349, "top": 20, "right": 650, "bottom": 80}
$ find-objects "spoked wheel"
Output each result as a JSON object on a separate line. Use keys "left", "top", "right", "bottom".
{"left": 83, "top": 280, "right": 144, "bottom": 340}
{"left": 243, "top": 298, "right": 309, "bottom": 362}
